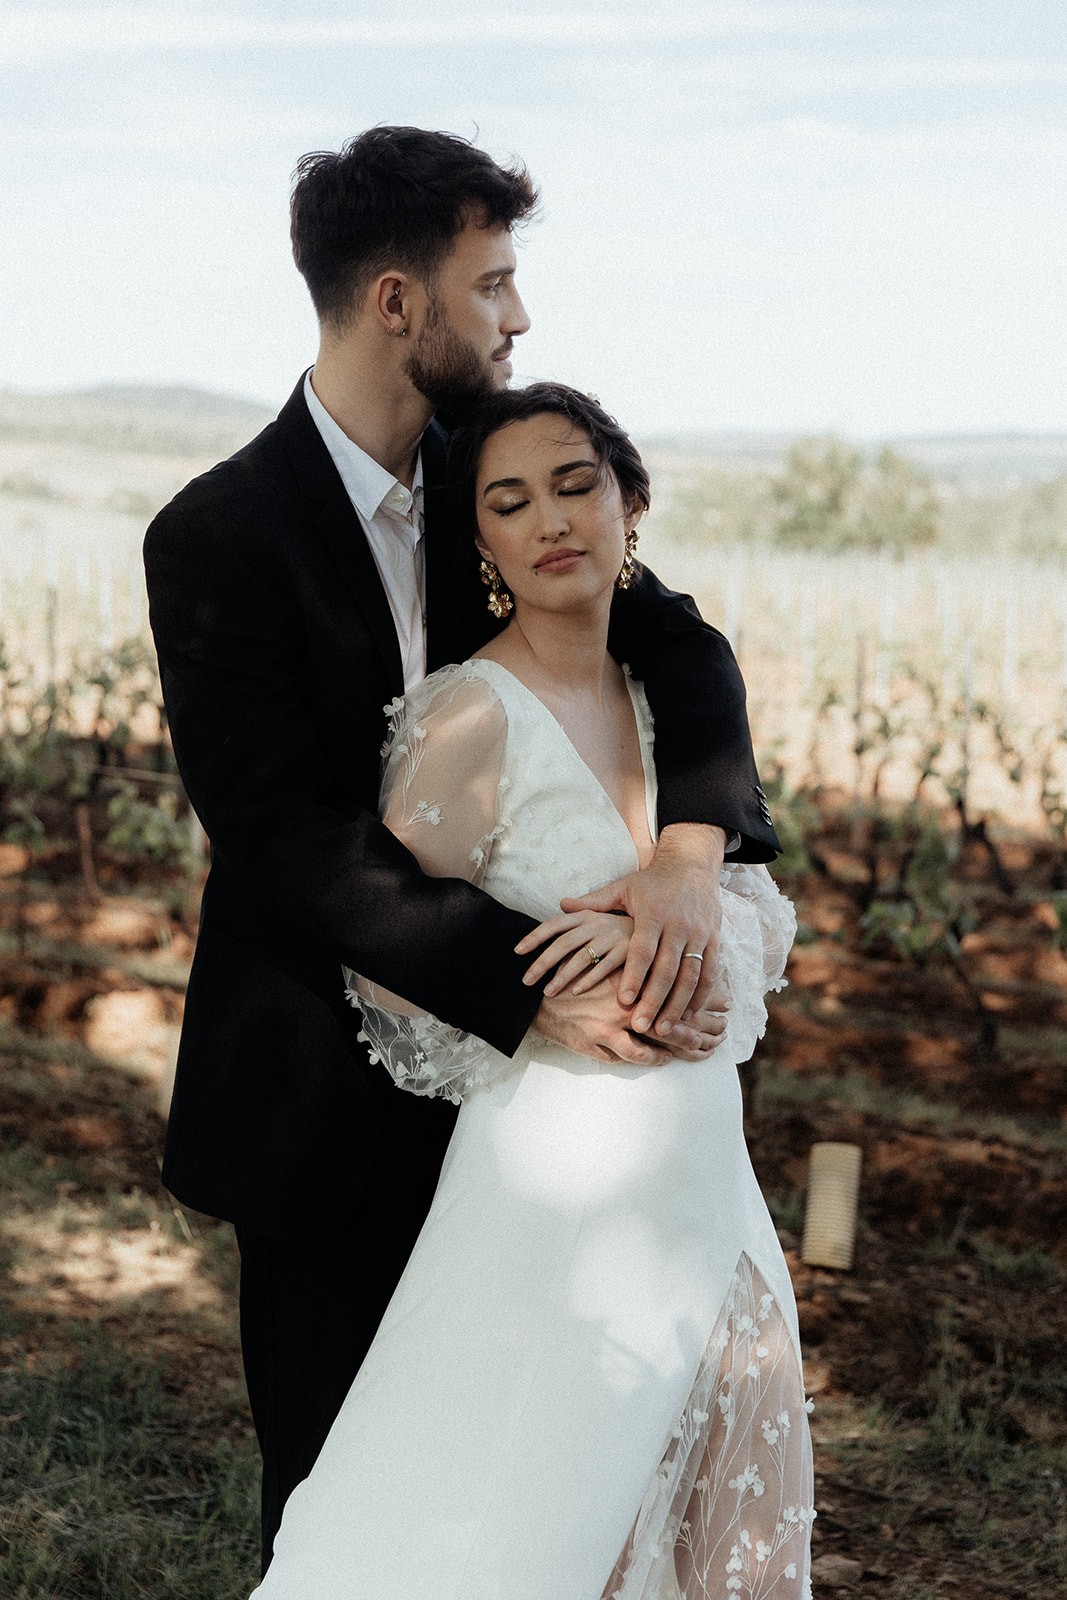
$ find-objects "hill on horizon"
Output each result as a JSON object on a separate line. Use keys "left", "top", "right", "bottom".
{"left": 0, "top": 384, "right": 275, "bottom": 458}
{"left": 67, "top": 382, "right": 275, "bottom": 419}
{"left": 1, "top": 383, "right": 1065, "bottom": 485}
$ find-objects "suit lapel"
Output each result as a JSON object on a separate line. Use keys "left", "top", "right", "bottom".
{"left": 275, "top": 377, "right": 404, "bottom": 694}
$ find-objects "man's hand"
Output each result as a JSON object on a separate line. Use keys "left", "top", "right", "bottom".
{"left": 557, "top": 822, "right": 727, "bottom": 1038}
{"left": 534, "top": 977, "right": 729, "bottom": 1066}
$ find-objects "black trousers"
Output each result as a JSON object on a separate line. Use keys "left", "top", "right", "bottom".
{"left": 236, "top": 1087, "right": 457, "bottom": 1575}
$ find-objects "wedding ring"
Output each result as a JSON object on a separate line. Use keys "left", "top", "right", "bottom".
{"left": 586, "top": 945, "right": 602, "bottom": 966}
{"left": 681, "top": 951, "right": 704, "bottom": 963}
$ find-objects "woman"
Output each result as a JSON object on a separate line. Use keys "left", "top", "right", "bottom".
{"left": 252, "top": 385, "right": 814, "bottom": 1599}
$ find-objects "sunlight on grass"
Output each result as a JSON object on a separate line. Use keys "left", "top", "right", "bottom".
{"left": 5, "top": 1209, "right": 221, "bottom": 1310}
{"left": 0, "top": 1133, "right": 257, "bottom": 1599}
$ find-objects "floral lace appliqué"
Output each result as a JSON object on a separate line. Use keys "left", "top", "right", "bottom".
{"left": 602, "top": 1255, "right": 815, "bottom": 1600}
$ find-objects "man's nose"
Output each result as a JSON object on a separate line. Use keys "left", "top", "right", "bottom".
{"left": 505, "top": 287, "right": 531, "bottom": 338}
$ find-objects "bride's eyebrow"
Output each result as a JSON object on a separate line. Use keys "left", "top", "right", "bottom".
{"left": 481, "top": 459, "right": 598, "bottom": 497}
{"left": 481, "top": 476, "right": 525, "bottom": 495}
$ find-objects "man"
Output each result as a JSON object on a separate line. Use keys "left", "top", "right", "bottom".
{"left": 143, "top": 125, "right": 778, "bottom": 1570}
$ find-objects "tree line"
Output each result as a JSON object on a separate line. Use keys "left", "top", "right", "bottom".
{"left": 661, "top": 437, "right": 1067, "bottom": 558}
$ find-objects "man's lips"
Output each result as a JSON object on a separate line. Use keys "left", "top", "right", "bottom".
{"left": 534, "top": 548, "right": 585, "bottom": 573}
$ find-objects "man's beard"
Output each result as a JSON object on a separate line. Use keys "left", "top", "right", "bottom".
{"left": 403, "top": 299, "right": 502, "bottom": 417}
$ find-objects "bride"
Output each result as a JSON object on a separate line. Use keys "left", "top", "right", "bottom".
{"left": 251, "top": 384, "right": 814, "bottom": 1599}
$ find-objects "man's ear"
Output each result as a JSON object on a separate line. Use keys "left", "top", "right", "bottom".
{"left": 373, "top": 273, "right": 411, "bottom": 336}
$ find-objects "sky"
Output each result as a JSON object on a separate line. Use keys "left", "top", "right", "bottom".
{"left": 3, "top": 1, "right": 1066, "bottom": 437}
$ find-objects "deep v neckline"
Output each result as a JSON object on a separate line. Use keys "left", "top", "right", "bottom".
{"left": 468, "top": 656, "right": 659, "bottom": 865}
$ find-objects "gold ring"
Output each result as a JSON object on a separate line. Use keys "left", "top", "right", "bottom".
{"left": 681, "top": 951, "right": 704, "bottom": 963}
{"left": 586, "top": 945, "right": 602, "bottom": 966}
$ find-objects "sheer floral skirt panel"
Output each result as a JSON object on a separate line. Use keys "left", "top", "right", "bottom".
{"left": 602, "top": 1255, "right": 815, "bottom": 1600}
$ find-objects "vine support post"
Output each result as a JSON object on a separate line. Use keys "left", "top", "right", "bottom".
{"left": 45, "top": 583, "right": 58, "bottom": 691}
{"left": 957, "top": 631, "right": 975, "bottom": 832}
{"left": 853, "top": 629, "right": 867, "bottom": 805}
{"left": 1000, "top": 589, "right": 1019, "bottom": 705}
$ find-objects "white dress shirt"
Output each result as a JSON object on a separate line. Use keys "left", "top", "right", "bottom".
{"left": 304, "top": 371, "right": 427, "bottom": 689}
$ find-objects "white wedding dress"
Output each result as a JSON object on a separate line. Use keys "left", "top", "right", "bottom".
{"left": 251, "top": 658, "right": 814, "bottom": 1600}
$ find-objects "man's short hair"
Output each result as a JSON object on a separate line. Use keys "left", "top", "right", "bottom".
{"left": 290, "top": 125, "right": 538, "bottom": 329}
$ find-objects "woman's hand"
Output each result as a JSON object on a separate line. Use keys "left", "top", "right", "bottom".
{"left": 516, "top": 910, "right": 634, "bottom": 997}
{"left": 558, "top": 823, "right": 726, "bottom": 1035}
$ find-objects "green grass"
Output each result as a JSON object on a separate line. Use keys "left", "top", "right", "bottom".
{"left": 0, "top": 1025, "right": 157, "bottom": 1082}
{"left": 764, "top": 1184, "right": 806, "bottom": 1234}
{"left": 806, "top": 1218, "right": 1067, "bottom": 1599}
{"left": 757, "top": 1060, "right": 1067, "bottom": 1154}
{"left": 815, "top": 1388, "right": 1067, "bottom": 1599}
{"left": 860, "top": 1425, "right": 1064, "bottom": 1596}
{"left": 0, "top": 928, "right": 192, "bottom": 989}
{"left": 0, "top": 1122, "right": 259, "bottom": 1599}
{"left": 0, "top": 1311, "right": 260, "bottom": 1599}
{"left": 918, "top": 1215, "right": 1067, "bottom": 1286}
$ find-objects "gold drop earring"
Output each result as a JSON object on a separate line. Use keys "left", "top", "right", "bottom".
{"left": 479, "top": 558, "right": 514, "bottom": 618}
{"left": 616, "top": 527, "right": 639, "bottom": 590}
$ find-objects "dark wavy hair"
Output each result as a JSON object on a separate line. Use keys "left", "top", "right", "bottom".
{"left": 290, "top": 125, "right": 538, "bottom": 329}
{"left": 448, "top": 383, "right": 652, "bottom": 539}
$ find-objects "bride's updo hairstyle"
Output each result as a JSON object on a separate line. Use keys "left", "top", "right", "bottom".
{"left": 448, "top": 383, "right": 652, "bottom": 535}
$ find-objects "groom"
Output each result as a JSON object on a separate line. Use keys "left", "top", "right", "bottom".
{"left": 144, "top": 126, "right": 779, "bottom": 1569}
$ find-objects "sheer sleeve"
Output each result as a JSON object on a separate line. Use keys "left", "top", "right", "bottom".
{"left": 343, "top": 668, "right": 521, "bottom": 1103}
{"left": 717, "top": 863, "right": 797, "bottom": 1065}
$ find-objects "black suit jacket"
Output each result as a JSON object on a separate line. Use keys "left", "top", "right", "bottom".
{"left": 143, "top": 376, "right": 778, "bottom": 1237}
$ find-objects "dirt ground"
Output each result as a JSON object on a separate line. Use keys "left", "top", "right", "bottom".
{"left": 2, "top": 823, "right": 1065, "bottom": 1598}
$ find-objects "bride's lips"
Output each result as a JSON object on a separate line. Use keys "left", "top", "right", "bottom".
{"left": 534, "top": 548, "right": 585, "bottom": 574}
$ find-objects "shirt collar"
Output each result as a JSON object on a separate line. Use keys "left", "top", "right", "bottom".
{"left": 304, "top": 369, "right": 424, "bottom": 523}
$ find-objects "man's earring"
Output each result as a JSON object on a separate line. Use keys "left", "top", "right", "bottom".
{"left": 616, "top": 528, "right": 639, "bottom": 590}
{"left": 386, "top": 289, "right": 407, "bottom": 335}
{"left": 479, "top": 558, "right": 513, "bottom": 619}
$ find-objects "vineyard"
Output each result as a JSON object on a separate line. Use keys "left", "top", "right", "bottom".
{"left": 1, "top": 394, "right": 1066, "bottom": 1596}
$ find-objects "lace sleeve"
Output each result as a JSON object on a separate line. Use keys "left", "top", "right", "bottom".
{"left": 344, "top": 668, "right": 520, "bottom": 1103}
{"left": 717, "top": 863, "right": 797, "bottom": 1065}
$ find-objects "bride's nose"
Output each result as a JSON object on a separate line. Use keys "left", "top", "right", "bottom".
{"left": 535, "top": 497, "right": 568, "bottom": 540}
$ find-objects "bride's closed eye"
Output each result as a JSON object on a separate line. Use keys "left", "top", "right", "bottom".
{"left": 485, "top": 473, "right": 598, "bottom": 516}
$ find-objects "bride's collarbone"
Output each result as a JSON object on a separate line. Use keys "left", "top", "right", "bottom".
{"left": 522, "top": 674, "right": 631, "bottom": 769}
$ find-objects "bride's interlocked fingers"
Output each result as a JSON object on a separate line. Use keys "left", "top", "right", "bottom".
{"left": 558, "top": 821, "right": 726, "bottom": 1036}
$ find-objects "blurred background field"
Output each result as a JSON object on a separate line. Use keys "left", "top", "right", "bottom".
{"left": 2, "top": 386, "right": 1066, "bottom": 1599}
{"left": 5, "top": 384, "right": 1066, "bottom": 738}
{"left": 5, "top": 384, "right": 1067, "bottom": 834}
